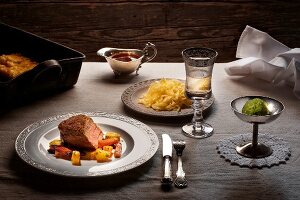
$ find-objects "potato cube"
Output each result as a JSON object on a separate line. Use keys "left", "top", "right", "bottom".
{"left": 105, "top": 132, "right": 120, "bottom": 141}
{"left": 71, "top": 151, "right": 81, "bottom": 166}
{"left": 95, "top": 149, "right": 111, "bottom": 162}
{"left": 49, "top": 139, "right": 62, "bottom": 146}
{"left": 103, "top": 146, "right": 113, "bottom": 157}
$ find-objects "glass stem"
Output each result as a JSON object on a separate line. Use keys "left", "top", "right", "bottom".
{"left": 252, "top": 123, "right": 258, "bottom": 149}
{"left": 192, "top": 99, "right": 204, "bottom": 131}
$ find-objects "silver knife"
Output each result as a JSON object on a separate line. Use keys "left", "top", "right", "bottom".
{"left": 161, "top": 133, "right": 173, "bottom": 184}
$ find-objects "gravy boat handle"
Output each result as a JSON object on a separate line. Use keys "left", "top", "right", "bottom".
{"left": 142, "top": 42, "right": 157, "bottom": 63}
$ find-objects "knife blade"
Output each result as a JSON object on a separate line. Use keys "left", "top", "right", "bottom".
{"left": 161, "top": 133, "right": 173, "bottom": 184}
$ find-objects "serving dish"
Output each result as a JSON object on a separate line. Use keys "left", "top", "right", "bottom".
{"left": 97, "top": 42, "right": 157, "bottom": 76}
{"left": 15, "top": 112, "right": 159, "bottom": 177}
{"left": 0, "top": 23, "right": 85, "bottom": 106}
{"left": 121, "top": 79, "right": 214, "bottom": 117}
{"left": 231, "top": 96, "right": 284, "bottom": 158}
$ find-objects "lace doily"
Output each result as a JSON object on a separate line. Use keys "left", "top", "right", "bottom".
{"left": 216, "top": 133, "right": 291, "bottom": 168}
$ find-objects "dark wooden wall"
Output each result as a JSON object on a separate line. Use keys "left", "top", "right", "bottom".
{"left": 1, "top": 0, "right": 300, "bottom": 62}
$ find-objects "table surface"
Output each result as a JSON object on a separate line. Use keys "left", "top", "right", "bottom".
{"left": 1, "top": 62, "right": 299, "bottom": 200}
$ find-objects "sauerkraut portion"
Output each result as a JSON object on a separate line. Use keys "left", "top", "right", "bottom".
{"left": 138, "top": 79, "right": 192, "bottom": 111}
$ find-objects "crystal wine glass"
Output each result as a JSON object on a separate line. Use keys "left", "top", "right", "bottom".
{"left": 182, "top": 47, "right": 218, "bottom": 139}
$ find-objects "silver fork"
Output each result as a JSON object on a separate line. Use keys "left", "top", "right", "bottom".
{"left": 173, "top": 140, "right": 188, "bottom": 188}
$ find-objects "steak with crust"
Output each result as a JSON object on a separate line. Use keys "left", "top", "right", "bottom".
{"left": 58, "top": 114, "right": 103, "bottom": 150}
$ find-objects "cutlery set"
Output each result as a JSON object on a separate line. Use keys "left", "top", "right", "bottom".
{"left": 161, "top": 134, "right": 187, "bottom": 188}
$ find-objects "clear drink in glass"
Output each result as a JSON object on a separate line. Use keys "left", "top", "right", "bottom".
{"left": 182, "top": 47, "right": 217, "bottom": 139}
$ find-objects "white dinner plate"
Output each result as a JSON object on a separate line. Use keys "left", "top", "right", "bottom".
{"left": 121, "top": 79, "right": 214, "bottom": 117}
{"left": 15, "top": 112, "right": 159, "bottom": 177}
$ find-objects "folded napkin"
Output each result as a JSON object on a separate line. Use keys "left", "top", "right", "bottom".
{"left": 225, "top": 25, "right": 300, "bottom": 99}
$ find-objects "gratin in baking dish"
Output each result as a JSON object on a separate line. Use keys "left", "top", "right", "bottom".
{"left": 0, "top": 23, "right": 85, "bottom": 106}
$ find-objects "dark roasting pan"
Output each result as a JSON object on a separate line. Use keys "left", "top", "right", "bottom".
{"left": 0, "top": 23, "right": 85, "bottom": 108}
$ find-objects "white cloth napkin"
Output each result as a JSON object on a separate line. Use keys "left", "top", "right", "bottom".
{"left": 224, "top": 25, "right": 300, "bottom": 99}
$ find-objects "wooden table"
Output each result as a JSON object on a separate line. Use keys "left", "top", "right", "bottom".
{"left": 1, "top": 62, "right": 299, "bottom": 199}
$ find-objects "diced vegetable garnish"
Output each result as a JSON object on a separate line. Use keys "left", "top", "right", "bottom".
{"left": 54, "top": 146, "right": 72, "bottom": 160}
{"left": 71, "top": 151, "right": 81, "bottom": 166}
{"left": 49, "top": 139, "right": 63, "bottom": 146}
{"left": 105, "top": 132, "right": 121, "bottom": 141}
{"left": 98, "top": 138, "right": 119, "bottom": 148}
{"left": 103, "top": 146, "right": 113, "bottom": 157}
{"left": 114, "top": 142, "right": 122, "bottom": 158}
{"left": 48, "top": 145, "right": 56, "bottom": 154}
{"left": 95, "top": 149, "right": 111, "bottom": 162}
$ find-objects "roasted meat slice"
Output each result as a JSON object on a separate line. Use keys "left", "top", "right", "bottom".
{"left": 58, "top": 114, "right": 103, "bottom": 150}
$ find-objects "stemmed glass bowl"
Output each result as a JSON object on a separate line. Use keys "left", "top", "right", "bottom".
{"left": 231, "top": 96, "right": 284, "bottom": 158}
{"left": 181, "top": 47, "right": 218, "bottom": 139}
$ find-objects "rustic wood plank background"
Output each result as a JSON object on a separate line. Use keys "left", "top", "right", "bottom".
{"left": 1, "top": 0, "right": 300, "bottom": 62}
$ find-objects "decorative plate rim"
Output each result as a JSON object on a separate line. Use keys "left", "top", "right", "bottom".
{"left": 15, "top": 111, "right": 159, "bottom": 177}
{"left": 121, "top": 78, "right": 214, "bottom": 117}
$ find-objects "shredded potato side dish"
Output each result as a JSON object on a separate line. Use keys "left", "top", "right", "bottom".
{"left": 138, "top": 79, "right": 192, "bottom": 111}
